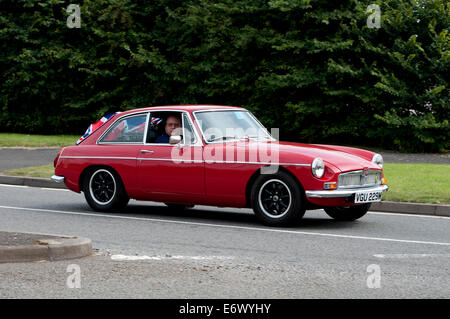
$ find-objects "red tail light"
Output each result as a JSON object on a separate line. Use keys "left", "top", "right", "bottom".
{"left": 53, "top": 148, "right": 64, "bottom": 168}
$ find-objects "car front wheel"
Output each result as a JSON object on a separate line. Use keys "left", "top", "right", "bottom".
{"left": 251, "top": 171, "right": 305, "bottom": 226}
{"left": 324, "top": 203, "right": 371, "bottom": 221}
{"left": 83, "top": 167, "right": 129, "bottom": 211}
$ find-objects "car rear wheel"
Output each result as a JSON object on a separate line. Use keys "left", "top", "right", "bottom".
{"left": 251, "top": 171, "right": 305, "bottom": 226}
{"left": 83, "top": 167, "right": 129, "bottom": 211}
{"left": 324, "top": 203, "right": 371, "bottom": 221}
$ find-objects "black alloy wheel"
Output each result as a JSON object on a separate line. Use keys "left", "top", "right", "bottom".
{"left": 83, "top": 167, "right": 129, "bottom": 211}
{"left": 251, "top": 171, "right": 305, "bottom": 226}
{"left": 259, "top": 179, "right": 292, "bottom": 218}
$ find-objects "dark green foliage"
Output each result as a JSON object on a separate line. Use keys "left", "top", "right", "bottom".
{"left": 0, "top": 0, "right": 448, "bottom": 151}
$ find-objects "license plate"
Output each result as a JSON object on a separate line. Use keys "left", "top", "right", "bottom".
{"left": 354, "top": 190, "right": 383, "bottom": 203}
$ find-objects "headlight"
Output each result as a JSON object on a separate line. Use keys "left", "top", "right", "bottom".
{"left": 311, "top": 158, "right": 325, "bottom": 178}
{"left": 372, "top": 153, "right": 383, "bottom": 168}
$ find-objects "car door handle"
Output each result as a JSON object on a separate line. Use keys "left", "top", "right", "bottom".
{"left": 140, "top": 150, "right": 154, "bottom": 154}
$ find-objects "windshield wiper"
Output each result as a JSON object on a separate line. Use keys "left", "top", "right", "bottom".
{"left": 207, "top": 136, "right": 236, "bottom": 142}
{"left": 240, "top": 135, "right": 273, "bottom": 141}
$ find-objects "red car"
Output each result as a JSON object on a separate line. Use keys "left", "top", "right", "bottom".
{"left": 52, "top": 105, "right": 388, "bottom": 226}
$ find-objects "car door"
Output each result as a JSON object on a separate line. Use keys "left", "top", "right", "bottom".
{"left": 137, "top": 111, "right": 205, "bottom": 202}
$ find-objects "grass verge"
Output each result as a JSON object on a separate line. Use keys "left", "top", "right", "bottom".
{"left": 0, "top": 133, "right": 79, "bottom": 148}
{"left": 2, "top": 163, "right": 449, "bottom": 204}
{"left": 2, "top": 164, "right": 55, "bottom": 179}
{"left": 382, "top": 163, "right": 449, "bottom": 204}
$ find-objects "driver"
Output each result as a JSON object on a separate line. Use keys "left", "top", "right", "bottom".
{"left": 155, "top": 115, "right": 182, "bottom": 143}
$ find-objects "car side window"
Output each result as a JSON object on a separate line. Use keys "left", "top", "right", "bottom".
{"left": 100, "top": 114, "right": 147, "bottom": 143}
{"left": 145, "top": 111, "right": 196, "bottom": 145}
{"left": 182, "top": 113, "right": 196, "bottom": 145}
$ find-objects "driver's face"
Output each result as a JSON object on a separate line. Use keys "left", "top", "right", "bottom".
{"left": 165, "top": 116, "right": 181, "bottom": 135}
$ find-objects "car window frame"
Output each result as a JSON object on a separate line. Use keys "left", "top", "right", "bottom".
{"left": 97, "top": 112, "right": 150, "bottom": 145}
{"left": 143, "top": 110, "right": 203, "bottom": 147}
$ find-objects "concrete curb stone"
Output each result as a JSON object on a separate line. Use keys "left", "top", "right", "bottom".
{"left": 0, "top": 174, "right": 449, "bottom": 217}
{"left": 0, "top": 174, "right": 67, "bottom": 189}
{"left": 0, "top": 231, "right": 92, "bottom": 263}
{"left": 370, "top": 201, "right": 450, "bottom": 217}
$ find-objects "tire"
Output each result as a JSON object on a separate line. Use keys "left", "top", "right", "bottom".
{"left": 324, "top": 203, "right": 371, "bottom": 221}
{"left": 83, "top": 167, "right": 129, "bottom": 212}
{"left": 251, "top": 171, "right": 305, "bottom": 226}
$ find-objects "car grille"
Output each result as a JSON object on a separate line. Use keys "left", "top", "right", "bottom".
{"left": 338, "top": 170, "right": 382, "bottom": 189}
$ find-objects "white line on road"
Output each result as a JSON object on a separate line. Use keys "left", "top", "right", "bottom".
{"left": 1, "top": 204, "right": 450, "bottom": 247}
{"left": 374, "top": 254, "right": 450, "bottom": 259}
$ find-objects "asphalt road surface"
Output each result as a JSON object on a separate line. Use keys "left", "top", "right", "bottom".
{"left": 0, "top": 147, "right": 60, "bottom": 171}
{"left": 0, "top": 184, "right": 449, "bottom": 298}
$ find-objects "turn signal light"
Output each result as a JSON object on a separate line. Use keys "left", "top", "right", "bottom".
{"left": 382, "top": 177, "right": 387, "bottom": 185}
{"left": 324, "top": 182, "right": 337, "bottom": 190}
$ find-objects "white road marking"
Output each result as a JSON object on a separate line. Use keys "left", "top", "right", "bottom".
{"left": 111, "top": 254, "right": 234, "bottom": 261}
{"left": 374, "top": 254, "right": 450, "bottom": 259}
{"left": 1, "top": 204, "right": 450, "bottom": 247}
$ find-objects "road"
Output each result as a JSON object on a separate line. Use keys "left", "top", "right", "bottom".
{"left": 0, "top": 184, "right": 449, "bottom": 298}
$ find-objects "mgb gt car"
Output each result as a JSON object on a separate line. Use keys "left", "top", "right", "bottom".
{"left": 52, "top": 105, "right": 388, "bottom": 226}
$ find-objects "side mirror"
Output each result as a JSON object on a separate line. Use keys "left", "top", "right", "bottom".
{"left": 169, "top": 135, "right": 182, "bottom": 144}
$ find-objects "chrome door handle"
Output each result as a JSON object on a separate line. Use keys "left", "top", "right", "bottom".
{"left": 140, "top": 150, "right": 154, "bottom": 154}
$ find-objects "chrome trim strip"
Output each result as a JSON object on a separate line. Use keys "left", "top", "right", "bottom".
{"left": 51, "top": 175, "right": 65, "bottom": 183}
{"left": 305, "top": 185, "right": 389, "bottom": 198}
{"left": 60, "top": 156, "right": 136, "bottom": 160}
{"left": 204, "top": 161, "right": 309, "bottom": 166}
{"left": 143, "top": 112, "right": 150, "bottom": 145}
{"left": 138, "top": 158, "right": 204, "bottom": 164}
{"left": 59, "top": 155, "right": 309, "bottom": 166}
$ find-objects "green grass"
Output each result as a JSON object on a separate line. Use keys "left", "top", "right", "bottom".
{"left": 2, "top": 162, "right": 449, "bottom": 204}
{"left": 382, "top": 163, "right": 450, "bottom": 204}
{"left": 0, "top": 133, "right": 79, "bottom": 148}
{"left": 3, "top": 164, "right": 55, "bottom": 179}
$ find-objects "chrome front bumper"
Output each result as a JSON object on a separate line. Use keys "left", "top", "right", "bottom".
{"left": 51, "top": 175, "right": 65, "bottom": 183}
{"left": 305, "top": 185, "right": 389, "bottom": 198}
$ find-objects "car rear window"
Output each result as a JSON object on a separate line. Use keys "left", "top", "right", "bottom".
{"left": 100, "top": 114, "right": 147, "bottom": 143}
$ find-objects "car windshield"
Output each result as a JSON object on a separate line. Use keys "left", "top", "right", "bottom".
{"left": 194, "top": 110, "right": 274, "bottom": 143}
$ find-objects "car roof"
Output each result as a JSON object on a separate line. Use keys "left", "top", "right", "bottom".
{"left": 119, "top": 105, "right": 246, "bottom": 116}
